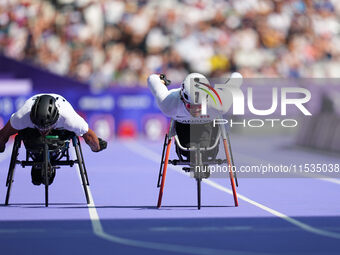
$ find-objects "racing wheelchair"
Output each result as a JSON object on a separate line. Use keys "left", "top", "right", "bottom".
{"left": 4, "top": 128, "right": 90, "bottom": 207}
{"left": 156, "top": 119, "right": 239, "bottom": 209}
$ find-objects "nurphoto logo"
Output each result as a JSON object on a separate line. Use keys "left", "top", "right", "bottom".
{"left": 190, "top": 77, "right": 312, "bottom": 128}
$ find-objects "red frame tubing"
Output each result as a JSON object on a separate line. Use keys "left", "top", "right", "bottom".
{"left": 157, "top": 137, "right": 172, "bottom": 208}
{"left": 223, "top": 139, "right": 239, "bottom": 207}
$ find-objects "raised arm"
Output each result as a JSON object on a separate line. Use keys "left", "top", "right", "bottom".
{"left": 147, "top": 74, "right": 171, "bottom": 102}
{"left": 147, "top": 74, "right": 180, "bottom": 117}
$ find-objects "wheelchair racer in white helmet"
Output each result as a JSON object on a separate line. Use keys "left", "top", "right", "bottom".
{"left": 148, "top": 71, "right": 243, "bottom": 178}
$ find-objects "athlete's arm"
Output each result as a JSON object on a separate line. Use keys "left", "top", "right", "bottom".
{"left": 147, "top": 74, "right": 179, "bottom": 117}
{"left": 57, "top": 98, "right": 107, "bottom": 152}
{"left": 0, "top": 96, "right": 37, "bottom": 152}
{"left": 0, "top": 121, "right": 18, "bottom": 152}
{"left": 147, "top": 74, "right": 170, "bottom": 101}
{"left": 59, "top": 99, "right": 89, "bottom": 136}
{"left": 10, "top": 96, "right": 36, "bottom": 130}
{"left": 82, "top": 129, "right": 100, "bottom": 152}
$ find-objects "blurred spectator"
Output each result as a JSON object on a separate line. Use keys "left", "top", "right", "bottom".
{"left": 0, "top": 0, "right": 340, "bottom": 90}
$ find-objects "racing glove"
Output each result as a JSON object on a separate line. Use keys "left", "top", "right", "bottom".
{"left": 97, "top": 138, "right": 107, "bottom": 152}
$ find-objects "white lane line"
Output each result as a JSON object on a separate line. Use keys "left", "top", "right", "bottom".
{"left": 72, "top": 151, "right": 265, "bottom": 255}
{"left": 235, "top": 152, "right": 340, "bottom": 186}
{"left": 124, "top": 142, "right": 340, "bottom": 240}
{"left": 150, "top": 226, "right": 253, "bottom": 232}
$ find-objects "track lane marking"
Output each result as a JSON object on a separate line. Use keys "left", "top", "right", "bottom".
{"left": 73, "top": 150, "right": 266, "bottom": 255}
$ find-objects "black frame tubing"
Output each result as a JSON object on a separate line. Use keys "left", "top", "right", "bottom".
{"left": 197, "top": 178, "right": 201, "bottom": 210}
{"left": 5, "top": 135, "right": 21, "bottom": 205}
{"left": 157, "top": 134, "right": 168, "bottom": 188}
{"left": 43, "top": 142, "right": 49, "bottom": 207}
{"left": 76, "top": 137, "right": 89, "bottom": 186}
{"left": 195, "top": 145, "right": 203, "bottom": 210}
{"left": 72, "top": 137, "right": 90, "bottom": 204}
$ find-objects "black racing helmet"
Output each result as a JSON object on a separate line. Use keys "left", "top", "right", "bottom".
{"left": 30, "top": 95, "right": 59, "bottom": 130}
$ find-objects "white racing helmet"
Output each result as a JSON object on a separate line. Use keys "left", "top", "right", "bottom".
{"left": 180, "top": 73, "right": 210, "bottom": 117}
{"left": 180, "top": 73, "right": 210, "bottom": 105}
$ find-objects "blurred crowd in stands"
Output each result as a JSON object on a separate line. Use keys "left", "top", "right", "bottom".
{"left": 0, "top": 0, "right": 340, "bottom": 89}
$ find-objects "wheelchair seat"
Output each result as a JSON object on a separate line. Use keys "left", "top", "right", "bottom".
{"left": 156, "top": 119, "right": 238, "bottom": 209}
{"left": 19, "top": 128, "right": 75, "bottom": 151}
{"left": 174, "top": 121, "right": 220, "bottom": 163}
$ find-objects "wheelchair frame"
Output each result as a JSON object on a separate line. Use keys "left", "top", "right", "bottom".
{"left": 156, "top": 120, "right": 238, "bottom": 209}
{"left": 5, "top": 130, "right": 90, "bottom": 207}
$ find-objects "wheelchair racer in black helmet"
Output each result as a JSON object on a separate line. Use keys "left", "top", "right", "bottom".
{"left": 0, "top": 93, "right": 107, "bottom": 185}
